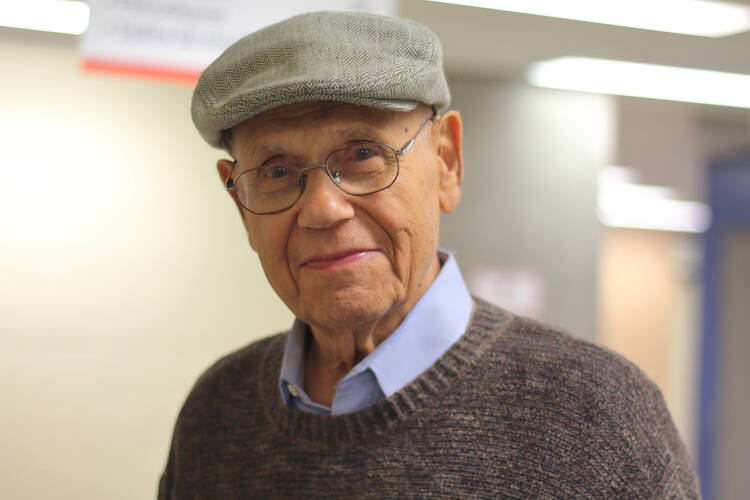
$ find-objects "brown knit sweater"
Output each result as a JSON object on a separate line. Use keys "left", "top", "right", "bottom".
{"left": 159, "top": 299, "right": 700, "bottom": 499}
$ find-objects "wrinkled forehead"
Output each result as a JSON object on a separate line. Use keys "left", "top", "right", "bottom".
{"left": 229, "top": 101, "right": 433, "bottom": 163}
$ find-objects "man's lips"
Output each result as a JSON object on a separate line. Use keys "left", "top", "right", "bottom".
{"left": 301, "top": 249, "right": 379, "bottom": 270}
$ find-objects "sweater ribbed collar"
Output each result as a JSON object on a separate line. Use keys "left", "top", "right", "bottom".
{"left": 259, "top": 299, "right": 513, "bottom": 447}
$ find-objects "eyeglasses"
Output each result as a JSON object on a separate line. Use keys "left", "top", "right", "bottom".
{"left": 225, "top": 115, "right": 435, "bottom": 214}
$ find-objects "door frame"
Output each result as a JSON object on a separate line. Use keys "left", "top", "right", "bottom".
{"left": 700, "top": 154, "right": 750, "bottom": 499}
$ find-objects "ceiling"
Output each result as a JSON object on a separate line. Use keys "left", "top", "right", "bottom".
{"left": 401, "top": 0, "right": 750, "bottom": 80}
{"left": 2, "top": 0, "right": 748, "bottom": 120}
{"left": 3, "top": 0, "right": 749, "bottom": 81}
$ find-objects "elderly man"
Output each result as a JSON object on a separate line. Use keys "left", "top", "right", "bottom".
{"left": 159, "top": 11, "right": 700, "bottom": 499}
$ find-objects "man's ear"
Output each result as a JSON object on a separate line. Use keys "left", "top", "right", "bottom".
{"left": 435, "top": 110, "right": 464, "bottom": 214}
{"left": 217, "top": 158, "right": 259, "bottom": 251}
{"left": 217, "top": 158, "right": 251, "bottom": 221}
{"left": 217, "top": 158, "right": 234, "bottom": 186}
{"left": 217, "top": 159, "right": 242, "bottom": 210}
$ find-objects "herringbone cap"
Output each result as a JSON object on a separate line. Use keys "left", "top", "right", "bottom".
{"left": 191, "top": 11, "right": 451, "bottom": 148}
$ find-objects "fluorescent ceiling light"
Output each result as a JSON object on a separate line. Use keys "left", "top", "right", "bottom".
{"left": 599, "top": 182, "right": 678, "bottom": 203}
{"left": 597, "top": 166, "right": 711, "bottom": 233}
{"left": 527, "top": 57, "right": 750, "bottom": 109}
{"left": 598, "top": 196, "right": 712, "bottom": 233}
{"left": 427, "top": 0, "right": 750, "bottom": 37}
{"left": 0, "top": 1, "right": 89, "bottom": 35}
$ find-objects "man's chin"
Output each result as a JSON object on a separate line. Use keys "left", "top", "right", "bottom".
{"left": 299, "top": 288, "right": 398, "bottom": 333}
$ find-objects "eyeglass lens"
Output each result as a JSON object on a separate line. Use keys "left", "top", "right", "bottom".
{"left": 233, "top": 141, "right": 399, "bottom": 214}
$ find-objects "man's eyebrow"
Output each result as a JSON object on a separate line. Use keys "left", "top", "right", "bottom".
{"left": 244, "top": 143, "right": 285, "bottom": 162}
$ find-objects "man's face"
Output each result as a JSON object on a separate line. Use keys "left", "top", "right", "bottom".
{"left": 218, "top": 102, "right": 462, "bottom": 334}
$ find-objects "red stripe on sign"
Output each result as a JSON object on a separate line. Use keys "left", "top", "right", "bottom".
{"left": 83, "top": 59, "right": 201, "bottom": 85}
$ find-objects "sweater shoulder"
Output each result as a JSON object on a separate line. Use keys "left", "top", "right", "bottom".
{"left": 478, "top": 304, "right": 699, "bottom": 496}
{"left": 181, "top": 332, "right": 286, "bottom": 413}
{"left": 160, "top": 333, "right": 287, "bottom": 498}
{"left": 471, "top": 299, "right": 659, "bottom": 414}
{"left": 498, "top": 311, "right": 670, "bottom": 424}
{"left": 497, "top": 308, "right": 655, "bottom": 397}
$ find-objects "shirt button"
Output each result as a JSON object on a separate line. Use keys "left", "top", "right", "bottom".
{"left": 287, "top": 384, "right": 299, "bottom": 397}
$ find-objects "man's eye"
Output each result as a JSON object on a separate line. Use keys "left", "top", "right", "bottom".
{"left": 264, "top": 165, "right": 291, "bottom": 179}
{"left": 353, "top": 147, "right": 377, "bottom": 161}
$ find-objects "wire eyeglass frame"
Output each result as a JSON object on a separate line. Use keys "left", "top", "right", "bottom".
{"left": 225, "top": 111, "right": 436, "bottom": 215}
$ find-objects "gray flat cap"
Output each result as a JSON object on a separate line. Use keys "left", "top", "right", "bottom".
{"left": 191, "top": 11, "right": 451, "bottom": 148}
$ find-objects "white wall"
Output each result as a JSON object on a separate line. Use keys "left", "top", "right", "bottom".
{"left": 617, "top": 96, "right": 750, "bottom": 202}
{"left": 443, "top": 78, "right": 615, "bottom": 341}
{"left": 0, "top": 38, "right": 292, "bottom": 499}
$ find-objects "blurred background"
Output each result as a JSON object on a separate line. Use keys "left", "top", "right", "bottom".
{"left": 1, "top": 1, "right": 748, "bottom": 498}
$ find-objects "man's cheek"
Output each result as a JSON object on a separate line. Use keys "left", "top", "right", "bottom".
{"left": 244, "top": 218, "right": 270, "bottom": 253}
{"left": 240, "top": 215, "right": 257, "bottom": 251}
{"left": 247, "top": 233, "right": 258, "bottom": 252}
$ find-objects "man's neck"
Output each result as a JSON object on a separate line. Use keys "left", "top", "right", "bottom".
{"left": 302, "top": 255, "right": 441, "bottom": 406}
{"left": 302, "top": 304, "right": 409, "bottom": 407}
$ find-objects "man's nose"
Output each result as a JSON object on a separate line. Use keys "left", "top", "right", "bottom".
{"left": 296, "top": 167, "right": 355, "bottom": 229}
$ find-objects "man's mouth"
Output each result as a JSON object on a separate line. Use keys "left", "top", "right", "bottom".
{"left": 301, "top": 249, "right": 379, "bottom": 270}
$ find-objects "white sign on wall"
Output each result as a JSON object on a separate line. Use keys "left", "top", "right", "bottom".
{"left": 80, "top": 0, "right": 397, "bottom": 83}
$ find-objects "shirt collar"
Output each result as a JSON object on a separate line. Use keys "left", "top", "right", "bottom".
{"left": 278, "top": 319, "right": 314, "bottom": 408}
{"left": 357, "top": 251, "right": 473, "bottom": 396}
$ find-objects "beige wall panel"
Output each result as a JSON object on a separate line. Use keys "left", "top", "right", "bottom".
{"left": 597, "top": 227, "right": 699, "bottom": 456}
{"left": 0, "top": 40, "right": 293, "bottom": 499}
{"left": 598, "top": 228, "right": 678, "bottom": 389}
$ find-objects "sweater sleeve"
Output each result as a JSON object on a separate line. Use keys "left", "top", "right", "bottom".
{"left": 640, "top": 381, "right": 701, "bottom": 498}
{"left": 157, "top": 440, "right": 174, "bottom": 500}
{"left": 603, "top": 355, "right": 702, "bottom": 499}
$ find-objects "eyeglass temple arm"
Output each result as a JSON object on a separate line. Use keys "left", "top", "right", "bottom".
{"left": 396, "top": 106, "right": 438, "bottom": 156}
{"left": 225, "top": 161, "right": 237, "bottom": 191}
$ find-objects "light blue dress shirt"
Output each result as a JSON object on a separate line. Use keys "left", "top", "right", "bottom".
{"left": 279, "top": 251, "right": 474, "bottom": 416}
